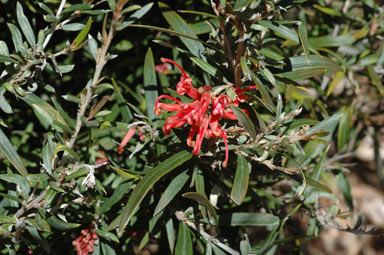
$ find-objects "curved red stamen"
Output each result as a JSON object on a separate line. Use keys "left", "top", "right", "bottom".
{"left": 219, "top": 129, "right": 229, "bottom": 168}
{"left": 187, "top": 125, "right": 198, "bottom": 147}
{"left": 118, "top": 127, "right": 137, "bottom": 154}
{"left": 160, "top": 58, "right": 189, "bottom": 78}
{"left": 239, "top": 85, "right": 258, "bottom": 93}
{"left": 192, "top": 117, "right": 210, "bottom": 155}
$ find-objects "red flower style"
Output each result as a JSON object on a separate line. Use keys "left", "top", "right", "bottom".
{"left": 155, "top": 58, "right": 257, "bottom": 167}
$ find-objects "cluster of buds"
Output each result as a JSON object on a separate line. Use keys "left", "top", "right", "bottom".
{"left": 72, "top": 228, "right": 98, "bottom": 255}
{"left": 154, "top": 58, "right": 256, "bottom": 167}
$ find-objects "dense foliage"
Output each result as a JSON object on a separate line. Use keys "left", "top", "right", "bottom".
{"left": 0, "top": 0, "right": 383, "bottom": 254}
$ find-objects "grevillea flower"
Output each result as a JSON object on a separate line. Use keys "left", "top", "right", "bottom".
{"left": 155, "top": 58, "right": 257, "bottom": 167}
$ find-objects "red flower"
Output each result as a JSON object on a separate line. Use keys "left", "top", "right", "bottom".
{"left": 155, "top": 58, "right": 257, "bottom": 167}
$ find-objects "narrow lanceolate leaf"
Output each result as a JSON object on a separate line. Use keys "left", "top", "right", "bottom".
{"left": 7, "top": 23, "right": 28, "bottom": 55}
{"left": 337, "top": 104, "right": 353, "bottom": 152}
{"left": 218, "top": 213, "right": 279, "bottom": 226}
{"left": 143, "top": 48, "right": 158, "bottom": 120}
{"left": 230, "top": 105, "right": 257, "bottom": 141}
{"left": 258, "top": 20, "right": 299, "bottom": 43}
{"left": 111, "top": 79, "right": 133, "bottom": 122}
{"left": 159, "top": 2, "right": 205, "bottom": 58}
{"left": 231, "top": 154, "right": 250, "bottom": 205}
{"left": 0, "top": 128, "right": 28, "bottom": 177}
{"left": 118, "top": 3, "right": 154, "bottom": 29}
{"left": 16, "top": 2, "right": 36, "bottom": 48}
{"left": 74, "top": 17, "right": 92, "bottom": 48}
{"left": 110, "top": 151, "right": 192, "bottom": 234}
{"left": 298, "top": 22, "right": 310, "bottom": 63}
{"left": 175, "top": 222, "right": 193, "bottom": 255}
{"left": 182, "top": 192, "right": 218, "bottom": 225}
{"left": 154, "top": 170, "right": 190, "bottom": 216}
{"left": 0, "top": 174, "right": 30, "bottom": 199}
{"left": 0, "top": 87, "right": 12, "bottom": 114}
{"left": 289, "top": 55, "right": 342, "bottom": 72}
{"left": 47, "top": 215, "right": 81, "bottom": 230}
{"left": 337, "top": 172, "right": 353, "bottom": 210}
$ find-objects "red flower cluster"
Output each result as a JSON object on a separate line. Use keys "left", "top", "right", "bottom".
{"left": 72, "top": 228, "right": 98, "bottom": 255}
{"left": 155, "top": 58, "right": 256, "bottom": 167}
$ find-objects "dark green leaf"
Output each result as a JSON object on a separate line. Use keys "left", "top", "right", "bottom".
{"left": 118, "top": 3, "right": 154, "bottom": 29}
{"left": 337, "top": 172, "right": 353, "bottom": 210}
{"left": 258, "top": 20, "right": 299, "bottom": 43}
{"left": 154, "top": 170, "right": 190, "bottom": 215}
{"left": 74, "top": 17, "right": 92, "bottom": 48}
{"left": 143, "top": 48, "right": 158, "bottom": 120}
{"left": 298, "top": 22, "right": 310, "bottom": 63}
{"left": 182, "top": 192, "right": 218, "bottom": 225}
{"left": 309, "top": 35, "right": 355, "bottom": 48}
{"left": 175, "top": 222, "right": 193, "bottom": 255}
{"left": 109, "top": 151, "right": 192, "bottom": 234}
{"left": 337, "top": 104, "right": 353, "bottom": 152}
{"left": 16, "top": 2, "right": 36, "bottom": 48}
{"left": 159, "top": 2, "right": 206, "bottom": 58}
{"left": 61, "top": 4, "right": 93, "bottom": 14}
{"left": 230, "top": 154, "right": 250, "bottom": 205}
{"left": 218, "top": 213, "right": 279, "bottom": 226}
{"left": 0, "top": 174, "right": 30, "bottom": 199}
{"left": 0, "top": 128, "right": 28, "bottom": 177}
{"left": 47, "top": 215, "right": 80, "bottom": 230}
{"left": 230, "top": 105, "right": 257, "bottom": 141}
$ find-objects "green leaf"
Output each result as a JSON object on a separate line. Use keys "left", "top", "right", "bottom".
{"left": 96, "top": 229, "right": 119, "bottom": 243}
{"left": 0, "top": 128, "right": 28, "bottom": 177}
{"left": 22, "top": 93, "right": 69, "bottom": 130}
{"left": 218, "top": 213, "right": 279, "bottom": 226}
{"left": 0, "top": 174, "right": 30, "bottom": 199}
{"left": 0, "top": 87, "right": 12, "bottom": 114}
{"left": 326, "top": 71, "right": 344, "bottom": 96}
{"left": 289, "top": 55, "right": 342, "bottom": 72}
{"left": 182, "top": 192, "right": 218, "bottom": 225}
{"left": 175, "top": 222, "right": 193, "bottom": 255}
{"left": 249, "top": 69, "right": 275, "bottom": 109}
{"left": 61, "top": 4, "right": 93, "bottom": 14}
{"left": 16, "top": 2, "right": 36, "bottom": 48}
{"left": 277, "top": 68, "right": 325, "bottom": 81}
{"left": 7, "top": 23, "right": 29, "bottom": 56}
{"left": 74, "top": 17, "right": 92, "bottom": 48}
{"left": 99, "top": 182, "right": 131, "bottom": 214}
{"left": 313, "top": 4, "right": 341, "bottom": 16}
{"left": 111, "top": 79, "right": 133, "bottom": 122}
{"left": 143, "top": 48, "right": 158, "bottom": 120}
{"left": 337, "top": 104, "right": 353, "bottom": 152}
{"left": 166, "top": 218, "right": 175, "bottom": 253}
{"left": 367, "top": 65, "right": 384, "bottom": 95}
{"left": 118, "top": 3, "right": 154, "bottom": 29}
{"left": 159, "top": 2, "right": 206, "bottom": 58}
{"left": 306, "top": 176, "right": 332, "bottom": 193}
{"left": 304, "top": 111, "right": 342, "bottom": 140}
{"left": 47, "top": 215, "right": 81, "bottom": 230}
{"left": 230, "top": 105, "right": 257, "bottom": 141}
{"left": 309, "top": 35, "right": 355, "bottom": 48}
{"left": 41, "top": 134, "right": 56, "bottom": 174}
{"left": 53, "top": 144, "right": 79, "bottom": 161}
{"left": 154, "top": 170, "right": 190, "bottom": 216}
{"left": 337, "top": 172, "right": 353, "bottom": 210}
{"left": 234, "top": 0, "right": 253, "bottom": 10}
{"left": 298, "top": 22, "right": 310, "bottom": 63}
{"left": 230, "top": 154, "right": 250, "bottom": 205}
{"left": 109, "top": 151, "right": 192, "bottom": 234}
{"left": 258, "top": 20, "right": 299, "bottom": 43}
{"left": 0, "top": 41, "right": 10, "bottom": 56}
{"left": 190, "top": 57, "right": 218, "bottom": 77}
